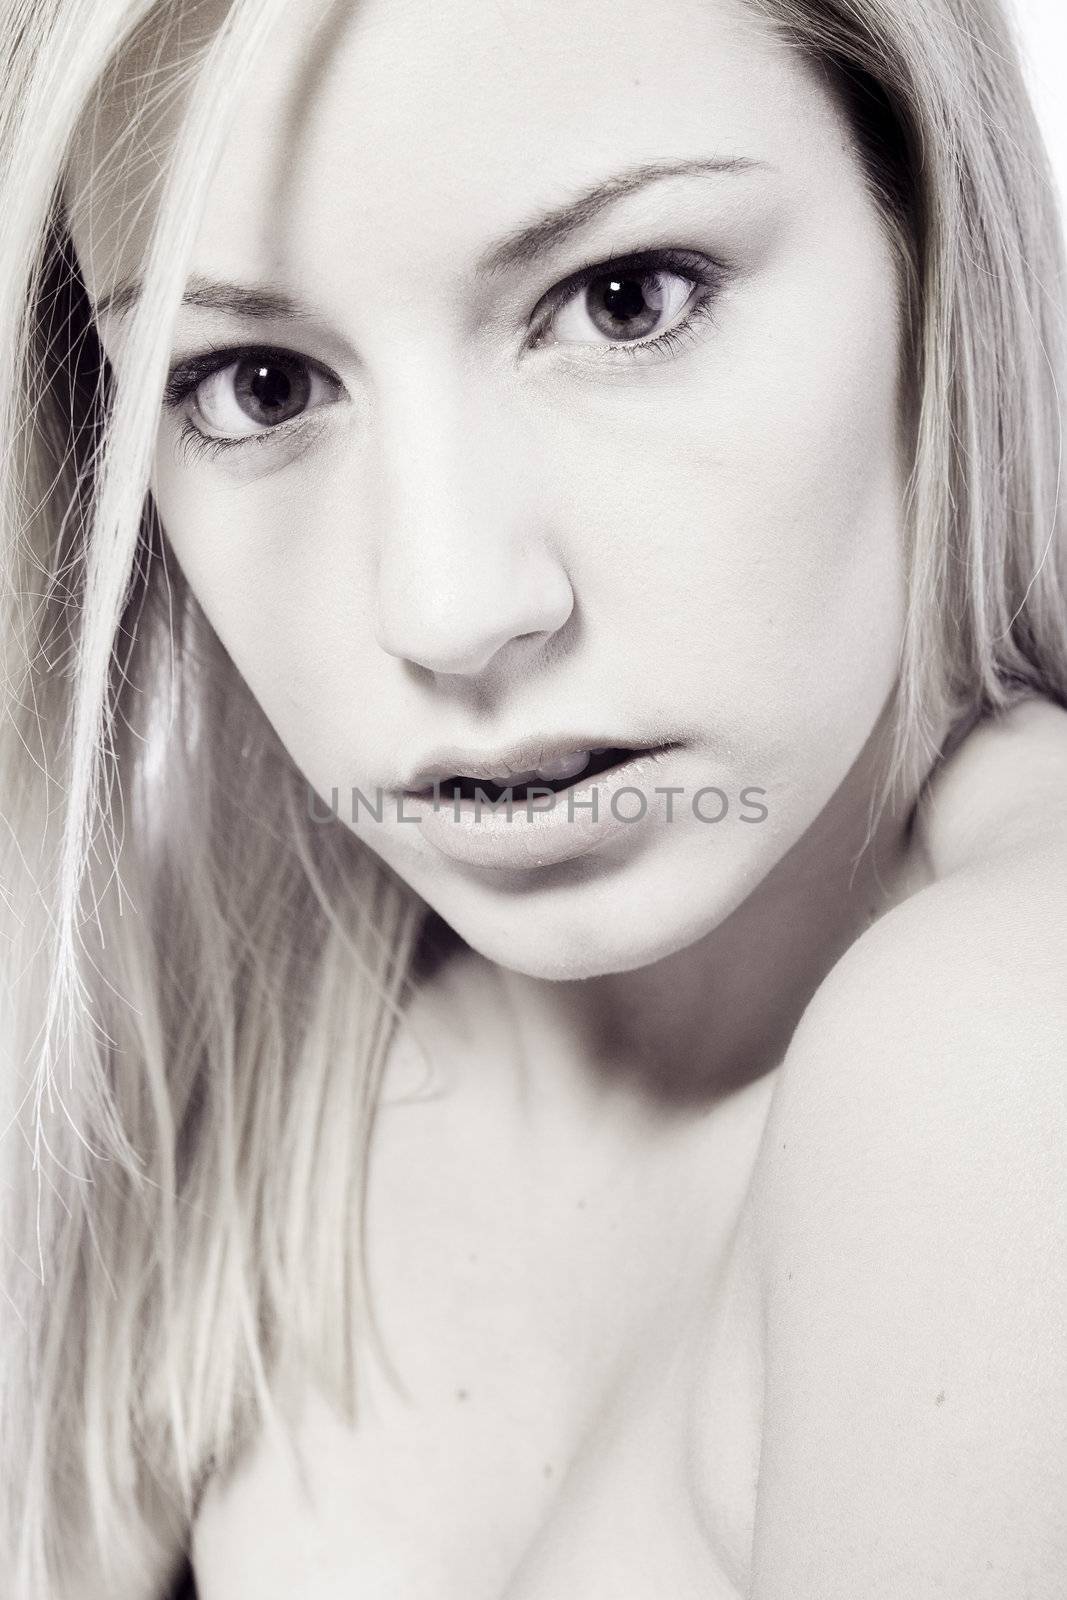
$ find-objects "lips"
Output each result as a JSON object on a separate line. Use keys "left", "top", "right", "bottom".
{"left": 498, "top": 747, "right": 599, "bottom": 787}
{"left": 405, "top": 743, "right": 681, "bottom": 872}
{"left": 439, "top": 747, "right": 639, "bottom": 803}
{"left": 401, "top": 736, "right": 665, "bottom": 794}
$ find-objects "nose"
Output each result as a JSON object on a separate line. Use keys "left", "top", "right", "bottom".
{"left": 370, "top": 365, "right": 574, "bottom": 678}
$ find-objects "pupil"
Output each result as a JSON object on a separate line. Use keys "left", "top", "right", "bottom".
{"left": 251, "top": 365, "right": 291, "bottom": 411}
{"left": 591, "top": 273, "right": 664, "bottom": 339}
{"left": 605, "top": 278, "right": 646, "bottom": 320}
{"left": 235, "top": 357, "right": 311, "bottom": 425}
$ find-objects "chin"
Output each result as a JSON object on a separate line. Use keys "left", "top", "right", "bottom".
{"left": 411, "top": 835, "right": 784, "bottom": 983}
{"left": 449, "top": 921, "right": 678, "bottom": 983}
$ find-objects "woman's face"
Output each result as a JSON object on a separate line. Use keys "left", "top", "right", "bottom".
{"left": 79, "top": 0, "right": 909, "bottom": 980}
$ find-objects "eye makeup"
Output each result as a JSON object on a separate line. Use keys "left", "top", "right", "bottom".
{"left": 161, "top": 243, "right": 732, "bottom": 458}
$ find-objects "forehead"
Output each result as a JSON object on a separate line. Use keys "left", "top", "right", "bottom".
{"left": 70, "top": 0, "right": 846, "bottom": 309}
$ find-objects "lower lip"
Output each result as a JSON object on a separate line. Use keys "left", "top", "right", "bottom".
{"left": 402, "top": 745, "right": 678, "bottom": 870}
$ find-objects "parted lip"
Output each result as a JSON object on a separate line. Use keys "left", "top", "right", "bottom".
{"left": 400, "top": 736, "right": 664, "bottom": 793}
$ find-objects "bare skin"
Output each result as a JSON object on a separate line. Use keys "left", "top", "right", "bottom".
{"left": 173, "top": 696, "right": 1066, "bottom": 1600}
{"left": 62, "top": 0, "right": 1067, "bottom": 1592}
{"left": 61, "top": 698, "right": 1067, "bottom": 1598}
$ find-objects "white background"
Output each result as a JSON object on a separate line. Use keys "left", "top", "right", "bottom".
{"left": 1011, "top": 0, "right": 1067, "bottom": 231}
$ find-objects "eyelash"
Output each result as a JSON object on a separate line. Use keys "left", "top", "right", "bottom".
{"left": 531, "top": 246, "right": 726, "bottom": 359}
{"left": 163, "top": 247, "right": 728, "bottom": 459}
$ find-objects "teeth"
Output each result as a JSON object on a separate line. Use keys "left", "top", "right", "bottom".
{"left": 531, "top": 748, "right": 592, "bottom": 782}
{"left": 461, "top": 749, "right": 594, "bottom": 786}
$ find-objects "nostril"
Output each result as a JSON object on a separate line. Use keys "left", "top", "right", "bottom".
{"left": 375, "top": 583, "right": 573, "bottom": 679}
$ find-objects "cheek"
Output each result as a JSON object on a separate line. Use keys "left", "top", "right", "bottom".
{"left": 152, "top": 445, "right": 362, "bottom": 737}
{"left": 545, "top": 252, "right": 907, "bottom": 753}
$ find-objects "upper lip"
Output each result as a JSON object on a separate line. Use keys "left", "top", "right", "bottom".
{"left": 400, "top": 735, "right": 665, "bottom": 793}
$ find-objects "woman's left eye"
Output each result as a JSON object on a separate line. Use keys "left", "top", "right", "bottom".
{"left": 164, "top": 349, "right": 343, "bottom": 444}
{"left": 535, "top": 249, "right": 727, "bottom": 362}
{"left": 163, "top": 250, "right": 725, "bottom": 458}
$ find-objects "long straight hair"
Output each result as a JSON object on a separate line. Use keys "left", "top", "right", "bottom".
{"left": 1, "top": 0, "right": 1065, "bottom": 1591}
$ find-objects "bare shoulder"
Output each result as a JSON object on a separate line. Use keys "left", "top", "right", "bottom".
{"left": 914, "top": 691, "right": 1067, "bottom": 879}
{"left": 780, "top": 693, "right": 1067, "bottom": 1077}
{"left": 765, "top": 694, "right": 1067, "bottom": 1128}
{"left": 744, "top": 697, "right": 1067, "bottom": 1598}
{"left": 781, "top": 693, "right": 1067, "bottom": 1078}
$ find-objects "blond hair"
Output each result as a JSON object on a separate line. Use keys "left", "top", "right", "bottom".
{"left": 1, "top": 0, "right": 1064, "bottom": 1591}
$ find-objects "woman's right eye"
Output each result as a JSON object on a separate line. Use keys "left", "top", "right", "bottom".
{"left": 165, "top": 349, "right": 344, "bottom": 442}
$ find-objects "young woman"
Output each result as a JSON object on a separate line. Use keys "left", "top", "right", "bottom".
{"left": 1, "top": 0, "right": 1066, "bottom": 1594}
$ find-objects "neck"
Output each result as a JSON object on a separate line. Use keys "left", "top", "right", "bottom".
{"left": 492, "top": 703, "right": 939, "bottom": 1127}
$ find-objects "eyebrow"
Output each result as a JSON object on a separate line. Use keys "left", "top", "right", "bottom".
{"left": 477, "top": 154, "right": 770, "bottom": 275}
{"left": 95, "top": 275, "right": 306, "bottom": 321}
{"left": 94, "top": 154, "right": 771, "bottom": 321}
